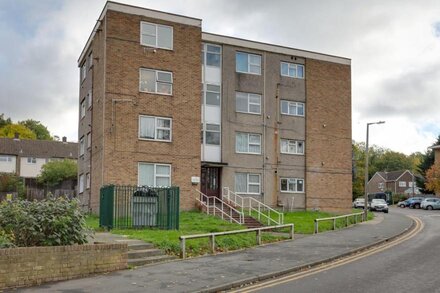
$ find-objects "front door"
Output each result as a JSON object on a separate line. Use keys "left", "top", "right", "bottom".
{"left": 201, "top": 167, "right": 221, "bottom": 197}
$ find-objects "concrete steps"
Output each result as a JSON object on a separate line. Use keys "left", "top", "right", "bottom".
{"left": 126, "top": 241, "right": 177, "bottom": 267}
{"left": 204, "top": 204, "right": 264, "bottom": 228}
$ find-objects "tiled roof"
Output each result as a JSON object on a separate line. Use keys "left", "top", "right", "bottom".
{"left": 376, "top": 170, "right": 411, "bottom": 182}
{"left": 0, "top": 138, "right": 78, "bottom": 159}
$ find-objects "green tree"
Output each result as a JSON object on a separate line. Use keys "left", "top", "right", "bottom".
{"left": 352, "top": 142, "right": 365, "bottom": 199}
{"left": 417, "top": 135, "right": 440, "bottom": 193}
{"left": 37, "top": 159, "right": 77, "bottom": 187}
{"left": 19, "top": 119, "right": 52, "bottom": 140}
{"left": 0, "top": 124, "right": 36, "bottom": 139}
{"left": 0, "top": 114, "right": 11, "bottom": 128}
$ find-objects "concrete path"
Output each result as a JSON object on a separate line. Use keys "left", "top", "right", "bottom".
{"left": 16, "top": 208, "right": 412, "bottom": 293}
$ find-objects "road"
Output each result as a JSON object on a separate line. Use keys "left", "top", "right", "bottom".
{"left": 238, "top": 207, "right": 440, "bottom": 293}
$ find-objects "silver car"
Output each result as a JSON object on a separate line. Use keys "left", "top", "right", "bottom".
{"left": 370, "top": 199, "right": 389, "bottom": 213}
{"left": 421, "top": 198, "right": 440, "bottom": 210}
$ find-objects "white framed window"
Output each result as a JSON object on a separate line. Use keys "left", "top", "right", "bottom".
{"left": 280, "top": 139, "right": 304, "bottom": 155}
{"left": 80, "top": 99, "right": 86, "bottom": 119}
{"left": 235, "top": 173, "right": 260, "bottom": 194}
{"left": 236, "top": 132, "right": 261, "bottom": 154}
{"left": 139, "top": 68, "right": 173, "bottom": 95}
{"left": 87, "top": 90, "right": 92, "bottom": 108}
{"left": 80, "top": 62, "right": 87, "bottom": 82}
{"left": 0, "top": 155, "right": 12, "bottom": 162}
{"left": 236, "top": 92, "right": 261, "bottom": 114}
{"left": 80, "top": 136, "right": 85, "bottom": 156}
{"left": 86, "top": 173, "right": 91, "bottom": 189}
{"left": 202, "top": 123, "right": 221, "bottom": 145}
{"left": 408, "top": 182, "right": 413, "bottom": 188}
{"left": 280, "top": 178, "right": 304, "bottom": 193}
{"left": 79, "top": 174, "right": 84, "bottom": 193}
{"left": 236, "top": 52, "right": 261, "bottom": 75}
{"left": 139, "top": 115, "right": 172, "bottom": 142}
{"left": 280, "top": 62, "right": 305, "bottom": 79}
{"left": 399, "top": 181, "right": 406, "bottom": 187}
{"left": 202, "top": 44, "right": 221, "bottom": 67}
{"left": 87, "top": 132, "right": 91, "bottom": 149}
{"left": 140, "top": 21, "right": 173, "bottom": 50}
{"left": 138, "top": 163, "right": 171, "bottom": 187}
{"left": 88, "top": 52, "right": 93, "bottom": 69}
{"left": 27, "top": 157, "right": 36, "bottom": 164}
{"left": 202, "top": 84, "right": 221, "bottom": 106}
{"left": 378, "top": 182, "right": 385, "bottom": 189}
{"left": 280, "top": 100, "right": 305, "bottom": 116}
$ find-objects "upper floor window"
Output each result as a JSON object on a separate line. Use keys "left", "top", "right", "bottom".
{"left": 88, "top": 52, "right": 93, "bottom": 69}
{"left": 138, "top": 163, "right": 171, "bottom": 187}
{"left": 80, "top": 136, "right": 85, "bottom": 156}
{"left": 281, "top": 62, "right": 304, "bottom": 79}
{"left": 139, "top": 115, "right": 172, "bottom": 142}
{"left": 27, "top": 157, "right": 36, "bottom": 164}
{"left": 202, "top": 123, "right": 220, "bottom": 145}
{"left": 280, "top": 178, "right": 304, "bottom": 193}
{"left": 280, "top": 139, "right": 304, "bottom": 155}
{"left": 87, "top": 90, "right": 92, "bottom": 108}
{"left": 139, "top": 68, "right": 173, "bottom": 95}
{"left": 203, "top": 84, "right": 221, "bottom": 106}
{"left": 86, "top": 173, "right": 91, "bottom": 189}
{"left": 235, "top": 173, "right": 261, "bottom": 194}
{"left": 80, "top": 62, "right": 87, "bottom": 82}
{"left": 378, "top": 182, "right": 385, "bottom": 189}
{"left": 398, "top": 181, "right": 406, "bottom": 187}
{"left": 0, "top": 155, "right": 12, "bottom": 162}
{"left": 281, "top": 100, "right": 305, "bottom": 116}
{"left": 79, "top": 174, "right": 84, "bottom": 193}
{"left": 236, "top": 132, "right": 261, "bottom": 154}
{"left": 202, "top": 44, "right": 221, "bottom": 67}
{"left": 236, "top": 52, "right": 261, "bottom": 75}
{"left": 80, "top": 99, "right": 86, "bottom": 119}
{"left": 236, "top": 92, "right": 261, "bottom": 114}
{"left": 87, "top": 132, "right": 92, "bottom": 149}
{"left": 140, "top": 21, "right": 173, "bottom": 50}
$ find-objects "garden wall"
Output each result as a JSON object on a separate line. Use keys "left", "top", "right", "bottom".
{"left": 0, "top": 243, "right": 127, "bottom": 289}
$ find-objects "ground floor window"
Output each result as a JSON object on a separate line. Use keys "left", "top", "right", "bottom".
{"left": 235, "top": 172, "right": 260, "bottom": 194}
{"left": 138, "top": 163, "right": 171, "bottom": 187}
{"left": 280, "top": 178, "right": 304, "bottom": 193}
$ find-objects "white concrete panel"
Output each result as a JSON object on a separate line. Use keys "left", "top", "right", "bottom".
{"left": 0, "top": 156, "right": 16, "bottom": 173}
{"left": 204, "top": 106, "right": 221, "bottom": 124}
{"left": 204, "top": 145, "right": 221, "bottom": 162}
{"left": 20, "top": 157, "right": 46, "bottom": 178}
{"left": 204, "top": 67, "right": 221, "bottom": 84}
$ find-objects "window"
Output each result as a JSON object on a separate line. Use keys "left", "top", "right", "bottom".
{"left": 202, "top": 123, "right": 220, "bottom": 145}
{"left": 139, "top": 115, "right": 172, "bottom": 142}
{"left": 280, "top": 62, "right": 304, "bottom": 79}
{"left": 235, "top": 173, "right": 260, "bottom": 194}
{"left": 87, "top": 132, "right": 91, "bottom": 149}
{"left": 280, "top": 139, "right": 304, "bottom": 155}
{"left": 80, "top": 62, "right": 87, "bottom": 82}
{"left": 138, "top": 163, "right": 171, "bottom": 187}
{"left": 79, "top": 174, "right": 84, "bottom": 193}
{"left": 86, "top": 173, "right": 91, "bottom": 189}
{"left": 236, "top": 92, "right": 261, "bottom": 114}
{"left": 280, "top": 178, "right": 304, "bottom": 193}
{"left": 203, "top": 84, "right": 221, "bottom": 106}
{"left": 0, "top": 156, "right": 12, "bottom": 162}
{"left": 399, "top": 181, "right": 406, "bottom": 187}
{"left": 27, "top": 157, "right": 36, "bottom": 164}
{"left": 87, "top": 90, "right": 92, "bottom": 108}
{"left": 88, "top": 52, "right": 93, "bottom": 69}
{"left": 236, "top": 52, "right": 261, "bottom": 74}
{"left": 202, "top": 44, "right": 221, "bottom": 67}
{"left": 80, "top": 99, "right": 86, "bottom": 119}
{"left": 408, "top": 182, "right": 413, "bottom": 187}
{"left": 236, "top": 132, "right": 261, "bottom": 154}
{"left": 378, "top": 182, "right": 385, "bottom": 189}
{"left": 139, "top": 69, "right": 173, "bottom": 95}
{"left": 80, "top": 136, "right": 85, "bottom": 156}
{"left": 280, "top": 100, "right": 305, "bottom": 116}
{"left": 140, "top": 21, "right": 173, "bottom": 50}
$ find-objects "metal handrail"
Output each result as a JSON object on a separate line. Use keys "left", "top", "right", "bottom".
{"left": 179, "top": 223, "right": 294, "bottom": 258}
{"left": 195, "top": 189, "right": 244, "bottom": 225}
{"left": 223, "top": 187, "right": 284, "bottom": 225}
{"left": 314, "top": 212, "right": 365, "bottom": 234}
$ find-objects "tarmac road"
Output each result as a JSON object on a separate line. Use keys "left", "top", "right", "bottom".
{"left": 244, "top": 207, "right": 440, "bottom": 293}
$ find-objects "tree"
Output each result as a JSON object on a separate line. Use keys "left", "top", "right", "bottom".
{"left": 0, "top": 114, "right": 11, "bottom": 128}
{"left": 352, "top": 142, "right": 366, "bottom": 199}
{"left": 417, "top": 135, "right": 440, "bottom": 193}
{"left": 18, "top": 119, "right": 52, "bottom": 140}
{"left": 0, "top": 124, "right": 36, "bottom": 139}
{"left": 425, "top": 162, "right": 440, "bottom": 194}
{"left": 37, "top": 159, "right": 77, "bottom": 187}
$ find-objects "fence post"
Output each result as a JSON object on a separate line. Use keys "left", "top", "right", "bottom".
{"left": 314, "top": 220, "right": 318, "bottom": 234}
{"left": 180, "top": 238, "right": 186, "bottom": 259}
{"left": 256, "top": 229, "right": 262, "bottom": 245}
{"left": 346, "top": 215, "right": 349, "bottom": 227}
{"left": 210, "top": 235, "right": 216, "bottom": 254}
{"left": 333, "top": 218, "right": 336, "bottom": 230}
{"left": 290, "top": 224, "right": 294, "bottom": 240}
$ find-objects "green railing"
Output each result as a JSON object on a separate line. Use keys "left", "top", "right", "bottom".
{"left": 99, "top": 185, "right": 180, "bottom": 230}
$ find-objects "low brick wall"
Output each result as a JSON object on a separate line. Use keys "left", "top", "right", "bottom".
{"left": 0, "top": 243, "right": 128, "bottom": 289}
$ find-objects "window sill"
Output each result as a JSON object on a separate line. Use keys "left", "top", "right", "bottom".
{"left": 236, "top": 70, "right": 261, "bottom": 76}
{"left": 236, "top": 111, "right": 261, "bottom": 116}
{"left": 139, "top": 90, "right": 173, "bottom": 97}
{"left": 280, "top": 152, "right": 305, "bottom": 156}
{"left": 140, "top": 44, "right": 173, "bottom": 51}
{"left": 139, "top": 138, "right": 172, "bottom": 143}
{"left": 280, "top": 191, "right": 304, "bottom": 194}
{"left": 235, "top": 152, "right": 262, "bottom": 155}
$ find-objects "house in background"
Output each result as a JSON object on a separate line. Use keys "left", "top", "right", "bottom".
{"left": 0, "top": 136, "right": 78, "bottom": 198}
{"left": 367, "top": 170, "right": 417, "bottom": 195}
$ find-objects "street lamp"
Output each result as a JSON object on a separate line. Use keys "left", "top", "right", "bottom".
{"left": 364, "top": 121, "right": 385, "bottom": 219}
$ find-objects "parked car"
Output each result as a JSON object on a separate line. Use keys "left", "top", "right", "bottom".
{"left": 369, "top": 199, "right": 389, "bottom": 213}
{"left": 421, "top": 198, "right": 440, "bottom": 210}
{"left": 407, "top": 197, "right": 425, "bottom": 209}
{"left": 397, "top": 199, "right": 409, "bottom": 208}
{"left": 353, "top": 198, "right": 366, "bottom": 209}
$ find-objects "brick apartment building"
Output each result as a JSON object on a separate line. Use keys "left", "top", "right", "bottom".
{"left": 78, "top": 1, "right": 352, "bottom": 212}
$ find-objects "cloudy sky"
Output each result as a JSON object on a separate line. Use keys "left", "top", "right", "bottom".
{"left": 1, "top": 0, "right": 439, "bottom": 154}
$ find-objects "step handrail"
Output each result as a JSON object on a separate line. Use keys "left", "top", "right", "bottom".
{"left": 195, "top": 189, "right": 244, "bottom": 225}
{"left": 222, "top": 187, "right": 284, "bottom": 225}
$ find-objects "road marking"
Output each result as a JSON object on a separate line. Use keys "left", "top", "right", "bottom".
{"left": 231, "top": 216, "right": 423, "bottom": 292}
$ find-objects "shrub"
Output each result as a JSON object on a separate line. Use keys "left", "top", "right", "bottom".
{"left": 0, "top": 230, "right": 15, "bottom": 248}
{"left": 0, "top": 197, "right": 91, "bottom": 247}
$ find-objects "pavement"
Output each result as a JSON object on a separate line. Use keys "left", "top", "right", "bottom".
{"left": 15, "top": 208, "right": 413, "bottom": 293}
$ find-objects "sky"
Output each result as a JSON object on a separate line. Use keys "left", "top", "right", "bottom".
{"left": 1, "top": 0, "right": 439, "bottom": 154}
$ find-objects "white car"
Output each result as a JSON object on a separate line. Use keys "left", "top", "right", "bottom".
{"left": 369, "top": 199, "right": 389, "bottom": 213}
{"left": 353, "top": 198, "right": 366, "bottom": 209}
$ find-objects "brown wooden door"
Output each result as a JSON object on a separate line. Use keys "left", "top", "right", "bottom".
{"left": 201, "top": 167, "right": 221, "bottom": 197}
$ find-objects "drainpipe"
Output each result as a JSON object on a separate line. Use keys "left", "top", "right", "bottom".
{"left": 262, "top": 52, "right": 266, "bottom": 204}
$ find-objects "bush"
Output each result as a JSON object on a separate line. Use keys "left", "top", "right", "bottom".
{"left": 0, "top": 197, "right": 91, "bottom": 247}
{"left": 0, "top": 230, "right": 15, "bottom": 248}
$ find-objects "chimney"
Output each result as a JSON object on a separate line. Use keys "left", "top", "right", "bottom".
{"left": 13, "top": 132, "right": 19, "bottom": 140}
{"left": 62, "top": 136, "right": 67, "bottom": 143}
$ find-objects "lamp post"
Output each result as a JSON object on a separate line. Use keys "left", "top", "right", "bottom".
{"left": 364, "top": 121, "right": 385, "bottom": 220}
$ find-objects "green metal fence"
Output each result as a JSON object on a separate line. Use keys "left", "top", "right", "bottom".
{"left": 99, "top": 185, "right": 180, "bottom": 230}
